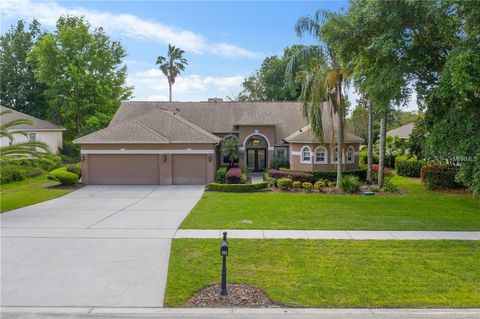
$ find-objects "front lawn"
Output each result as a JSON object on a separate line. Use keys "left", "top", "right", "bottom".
{"left": 165, "top": 239, "right": 480, "bottom": 308}
{"left": 0, "top": 175, "right": 72, "bottom": 212}
{"left": 181, "top": 176, "right": 480, "bottom": 230}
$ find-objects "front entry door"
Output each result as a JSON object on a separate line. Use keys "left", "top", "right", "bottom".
{"left": 247, "top": 149, "right": 266, "bottom": 171}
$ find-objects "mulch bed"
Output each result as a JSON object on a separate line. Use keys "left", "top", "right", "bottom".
{"left": 183, "top": 284, "right": 279, "bottom": 308}
{"left": 45, "top": 183, "right": 85, "bottom": 191}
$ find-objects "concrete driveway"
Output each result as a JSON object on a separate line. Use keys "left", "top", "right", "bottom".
{"left": 0, "top": 185, "right": 204, "bottom": 308}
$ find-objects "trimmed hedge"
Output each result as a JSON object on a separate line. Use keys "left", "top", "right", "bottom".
{"left": 215, "top": 167, "right": 228, "bottom": 183}
{"left": 420, "top": 163, "right": 460, "bottom": 190}
{"left": 225, "top": 167, "right": 243, "bottom": 184}
{"left": 49, "top": 167, "right": 79, "bottom": 185}
{"left": 312, "top": 169, "right": 367, "bottom": 182}
{"left": 66, "top": 163, "right": 81, "bottom": 176}
{"left": 269, "top": 169, "right": 313, "bottom": 183}
{"left": 395, "top": 155, "right": 424, "bottom": 177}
{"left": 207, "top": 182, "right": 269, "bottom": 192}
{"left": 277, "top": 177, "right": 293, "bottom": 189}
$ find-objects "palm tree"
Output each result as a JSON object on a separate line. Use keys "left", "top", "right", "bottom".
{"left": 0, "top": 109, "right": 48, "bottom": 159}
{"left": 285, "top": 11, "right": 348, "bottom": 187}
{"left": 156, "top": 44, "right": 188, "bottom": 102}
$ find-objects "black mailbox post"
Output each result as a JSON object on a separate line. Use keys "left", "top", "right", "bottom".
{"left": 220, "top": 231, "right": 228, "bottom": 295}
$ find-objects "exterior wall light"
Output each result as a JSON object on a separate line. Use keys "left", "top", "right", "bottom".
{"left": 208, "top": 154, "right": 212, "bottom": 162}
{"left": 162, "top": 155, "right": 167, "bottom": 162}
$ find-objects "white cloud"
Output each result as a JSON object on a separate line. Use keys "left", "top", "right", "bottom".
{"left": 129, "top": 68, "right": 244, "bottom": 101}
{"left": 0, "top": 0, "right": 262, "bottom": 58}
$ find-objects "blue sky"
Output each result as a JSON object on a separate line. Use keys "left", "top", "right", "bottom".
{"left": 1, "top": 0, "right": 414, "bottom": 110}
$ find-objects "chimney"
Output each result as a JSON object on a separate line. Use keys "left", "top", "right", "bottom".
{"left": 208, "top": 98, "right": 223, "bottom": 103}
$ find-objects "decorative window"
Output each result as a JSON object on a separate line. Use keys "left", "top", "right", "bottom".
{"left": 245, "top": 135, "right": 267, "bottom": 149}
{"left": 332, "top": 146, "right": 339, "bottom": 164}
{"left": 347, "top": 146, "right": 354, "bottom": 163}
{"left": 274, "top": 147, "right": 288, "bottom": 159}
{"left": 28, "top": 132, "right": 36, "bottom": 142}
{"left": 314, "top": 146, "right": 328, "bottom": 164}
{"left": 301, "top": 146, "right": 311, "bottom": 164}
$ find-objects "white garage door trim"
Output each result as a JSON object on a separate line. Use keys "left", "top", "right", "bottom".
{"left": 82, "top": 149, "right": 214, "bottom": 154}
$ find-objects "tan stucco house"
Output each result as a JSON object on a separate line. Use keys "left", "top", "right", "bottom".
{"left": 0, "top": 106, "right": 65, "bottom": 154}
{"left": 74, "top": 100, "right": 364, "bottom": 185}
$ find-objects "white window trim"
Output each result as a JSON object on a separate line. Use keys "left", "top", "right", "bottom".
{"left": 346, "top": 146, "right": 354, "bottom": 164}
{"left": 314, "top": 146, "right": 328, "bottom": 164}
{"left": 300, "top": 146, "right": 312, "bottom": 164}
{"left": 331, "top": 146, "right": 346, "bottom": 164}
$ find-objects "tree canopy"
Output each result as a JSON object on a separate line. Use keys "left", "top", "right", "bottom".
{"left": 27, "top": 16, "right": 132, "bottom": 140}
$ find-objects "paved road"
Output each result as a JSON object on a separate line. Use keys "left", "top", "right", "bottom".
{"left": 1, "top": 308, "right": 479, "bottom": 319}
{"left": 0, "top": 185, "right": 205, "bottom": 308}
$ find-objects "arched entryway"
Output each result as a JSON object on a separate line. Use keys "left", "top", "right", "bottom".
{"left": 245, "top": 135, "right": 268, "bottom": 171}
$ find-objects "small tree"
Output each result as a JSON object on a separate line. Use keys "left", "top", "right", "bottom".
{"left": 221, "top": 137, "right": 239, "bottom": 168}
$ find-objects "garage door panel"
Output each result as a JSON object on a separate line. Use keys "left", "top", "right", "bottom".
{"left": 172, "top": 154, "right": 207, "bottom": 185}
{"left": 89, "top": 155, "right": 159, "bottom": 185}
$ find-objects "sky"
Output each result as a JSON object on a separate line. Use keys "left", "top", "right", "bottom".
{"left": 0, "top": 0, "right": 417, "bottom": 110}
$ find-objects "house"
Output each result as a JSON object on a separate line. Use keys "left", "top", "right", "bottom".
{"left": 74, "top": 100, "right": 364, "bottom": 185}
{"left": 0, "top": 106, "right": 65, "bottom": 154}
{"left": 387, "top": 122, "right": 415, "bottom": 140}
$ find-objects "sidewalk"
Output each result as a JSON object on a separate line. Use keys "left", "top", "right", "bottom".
{"left": 175, "top": 229, "right": 480, "bottom": 240}
{"left": 1, "top": 307, "right": 479, "bottom": 319}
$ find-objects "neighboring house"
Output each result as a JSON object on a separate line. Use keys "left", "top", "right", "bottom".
{"left": 0, "top": 106, "right": 65, "bottom": 154}
{"left": 387, "top": 122, "right": 415, "bottom": 140}
{"left": 74, "top": 100, "right": 364, "bottom": 185}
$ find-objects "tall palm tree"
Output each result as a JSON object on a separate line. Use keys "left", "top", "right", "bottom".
{"left": 156, "top": 44, "right": 188, "bottom": 102}
{"left": 285, "top": 11, "right": 348, "bottom": 187}
{"left": 0, "top": 109, "right": 48, "bottom": 159}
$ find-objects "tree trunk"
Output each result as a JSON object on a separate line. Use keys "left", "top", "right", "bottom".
{"left": 367, "top": 101, "right": 374, "bottom": 184}
{"left": 378, "top": 110, "right": 388, "bottom": 188}
{"left": 335, "top": 84, "right": 344, "bottom": 188}
{"left": 169, "top": 82, "right": 172, "bottom": 102}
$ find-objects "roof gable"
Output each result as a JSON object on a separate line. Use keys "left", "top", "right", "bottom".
{"left": 0, "top": 106, "right": 64, "bottom": 131}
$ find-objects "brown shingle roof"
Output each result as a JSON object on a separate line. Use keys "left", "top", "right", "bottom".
{"left": 284, "top": 125, "right": 364, "bottom": 144}
{"left": 74, "top": 108, "right": 221, "bottom": 144}
{"left": 0, "top": 106, "right": 65, "bottom": 131}
{"left": 82, "top": 101, "right": 364, "bottom": 145}
{"left": 387, "top": 122, "right": 415, "bottom": 139}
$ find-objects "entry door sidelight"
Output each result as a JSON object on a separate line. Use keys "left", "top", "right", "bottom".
{"left": 257, "top": 149, "right": 266, "bottom": 171}
{"left": 247, "top": 149, "right": 255, "bottom": 170}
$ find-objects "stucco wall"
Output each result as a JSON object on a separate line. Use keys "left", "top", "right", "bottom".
{"left": 0, "top": 130, "right": 63, "bottom": 154}
{"left": 289, "top": 143, "right": 360, "bottom": 172}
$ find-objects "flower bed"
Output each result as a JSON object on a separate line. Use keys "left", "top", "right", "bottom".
{"left": 268, "top": 169, "right": 313, "bottom": 183}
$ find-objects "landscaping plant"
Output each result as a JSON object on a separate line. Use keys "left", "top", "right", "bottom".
{"left": 292, "top": 181, "right": 302, "bottom": 188}
{"left": 277, "top": 177, "right": 293, "bottom": 190}
{"left": 339, "top": 175, "right": 361, "bottom": 193}
{"left": 49, "top": 167, "right": 79, "bottom": 185}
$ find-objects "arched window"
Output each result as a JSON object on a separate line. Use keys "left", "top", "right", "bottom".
{"left": 346, "top": 146, "right": 354, "bottom": 163}
{"left": 245, "top": 135, "right": 268, "bottom": 149}
{"left": 314, "top": 146, "right": 328, "bottom": 164}
{"left": 301, "top": 146, "right": 311, "bottom": 164}
{"left": 332, "top": 146, "right": 339, "bottom": 164}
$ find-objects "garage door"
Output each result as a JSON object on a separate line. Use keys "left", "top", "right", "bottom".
{"left": 88, "top": 154, "right": 159, "bottom": 185}
{"left": 172, "top": 154, "right": 207, "bottom": 185}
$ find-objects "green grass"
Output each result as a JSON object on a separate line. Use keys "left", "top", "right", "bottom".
{"left": 0, "top": 175, "right": 72, "bottom": 212}
{"left": 165, "top": 239, "right": 480, "bottom": 308}
{"left": 181, "top": 176, "right": 480, "bottom": 230}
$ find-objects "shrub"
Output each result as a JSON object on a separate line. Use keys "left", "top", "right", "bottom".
{"left": 421, "top": 163, "right": 459, "bottom": 190}
{"left": 215, "top": 167, "right": 228, "bottom": 183}
{"left": 395, "top": 155, "right": 424, "bottom": 177}
{"left": 49, "top": 167, "right": 79, "bottom": 185}
{"left": 225, "top": 167, "right": 243, "bottom": 184}
{"left": 314, "top": 180, "right": 325, "bottom": 190}
{"left": 240, "top": 166, "right": 249, "bottom": 175}
{"left": 292, "top": 181, "right": 302, "bottom": 188}
{"left": 37, "top": 158, "right": 58, "bottom": 171}
{"left": 269, "top": 169, "right": 313, "bottom": 183}
{"left": 339, "top": 175, "right": 361, "bottom": 193}
{"left": 312, "top": 169, "right": 367, "bottom": 182}
{"left": 269, "top": 155, "right": 289, "bottom": 170}
{"left": 382, "top": 177, "right": 399, "bottom": 192}
{"left": 277, "top": 177, "right": 293, "bottom": 189}
{"left": 25, "top": 167, "right": 43, "bottom": 178}
{"left": 0, "top": 164, "right": 26, "bottom": 184}
{"left": 326, "top": 181, "right": 336, "bottom": 187}
{"left": 302, "top": 182, "right": 313, "bottom": 191}
{"left": 207, "top": 182, "right": 269, "bottom": 192}
{"left": 66, "top": 163, "right": 81, "bottom": 176}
